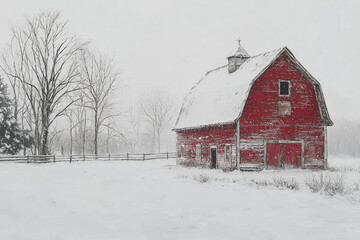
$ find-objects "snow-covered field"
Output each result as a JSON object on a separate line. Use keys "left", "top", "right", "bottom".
{"left": 0, "top": 158, "right": 360, "bottom": 240}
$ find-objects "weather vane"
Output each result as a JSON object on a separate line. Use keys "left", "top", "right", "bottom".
{"left": 237, "top": 38, "right": 241, "bottom": 46}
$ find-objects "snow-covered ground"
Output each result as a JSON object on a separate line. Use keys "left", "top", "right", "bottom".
{"left": 0, "top": 157, "right": 360, "bottom": 240}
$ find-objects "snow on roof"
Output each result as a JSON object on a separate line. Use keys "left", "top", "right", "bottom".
{"left": 174, "top": 47, "right": 285, "bottom": 130}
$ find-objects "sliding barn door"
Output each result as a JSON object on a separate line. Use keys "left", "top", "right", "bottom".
{"left": 266, "top": 142, "right": 302, "bottom": 168}
{"left": 266, "top": 143, "right": 283, "bottom": 167}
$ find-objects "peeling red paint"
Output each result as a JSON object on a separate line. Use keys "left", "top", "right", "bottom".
{"left": 239, "top": 55, "right": 326, "bottom": 168}
{"left": 176, "top": 124, "right": 237, "bottom": 169}
{"left": 175, "top": 51, "right": 330, "bottom": 170}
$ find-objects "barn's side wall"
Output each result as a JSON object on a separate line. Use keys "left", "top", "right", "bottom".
{"left": 239, "top": 54, "right": 326, "bottom": 167}
{"left": 239, "top": 125, "right": 325, "bottom": 166}
{"left": 176, "top": 124, "right": 237, "bottom": 169}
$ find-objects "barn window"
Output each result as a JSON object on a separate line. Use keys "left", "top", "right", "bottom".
{"left": 180, "top": 145, "right": 185, "bottom": 158}
{"left": 196, "top": 144, "right": 201, "bottom": 161}
{"left": 279, "top": 80, "right": 290, "bottom": 96}
{"left": 225, "top": 145, "right": 232, "bottom": 162}
{"left": 278, "top": 101, "right": 291, "bottom": 116}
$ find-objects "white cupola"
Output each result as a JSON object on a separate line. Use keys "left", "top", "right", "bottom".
{"left": 227, "top": 39, "right": 250, "bottom": 73}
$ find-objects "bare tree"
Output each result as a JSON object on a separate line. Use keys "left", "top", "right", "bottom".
{"left": 120, "top": 107, "right": 145, "bottom": 153}
{"left": 47, "top": 124, "right": 66, "bottom": 155}
{"left": 1, "top": 26, "right": 40, "bottom": 153}
{"left": 64, "top": 110, "right": 84, "bottom": 156}
{"left": 0, "top": 11, "right": 87, "bottom": 155}
{"left": 139, "top": 90, "right": 174, "bottom": 153}
{"left": 3, "top": 75, "right": 22, "bottom": 121}
{"left": 78, "top": 49, "right": 120, "bottom": 155}
{"left": 2, "top": 72, "right": 31, "bottom": 155}
{"left": 73, "top": 95, "right": 90, "bottom": 155}
{"left": 102, "top": 119, "right": 126, "bottom": 153}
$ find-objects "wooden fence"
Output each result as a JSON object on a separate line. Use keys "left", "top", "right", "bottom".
{"left": 0, "top": 152, "right": 177, "bottom": 163}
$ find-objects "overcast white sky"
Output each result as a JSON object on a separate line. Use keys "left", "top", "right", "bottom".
{"left": 0, "top": 0, "right": 359, "bottom": 120}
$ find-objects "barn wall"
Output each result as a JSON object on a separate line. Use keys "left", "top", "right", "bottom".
{"left": 239, "top": 54, "right": 326, "bottom": 167}
{"left": 239, "top": 125, "right": 325, "bottom": 166}
{"left": 176, "top": 124, "right": 237, "bottom": 169}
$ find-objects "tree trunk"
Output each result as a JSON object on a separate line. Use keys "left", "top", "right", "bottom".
{"left": 152, "top": 127, "right": 156, "bottom": 152}
{"left": 40, "top": 104, "right": 50, "bottom": 155}
{"left": 22, "top": 112, "right": 25, "bottom": 156}
{"left": 34, "top": 118, "right": 39, "bottom": 155}
{"left": 94, "top": 108, "right": 99, "bottom": 155}
{"left": 157, "top": 129, "right": 161, "bottom": 153}
{"left": 82, "top": 113, "right": 86, "bottom": 155}
{"left": 106, "top": 126, "right": 109, "bottom": 153}
{"left": 70, "top": 120, "right": 73, "bottom": 156}
{"left": 94, "top": 124, "right": 98, "bottom": 155}
{"left": 94, "top": 126, "right": 98, "bottom": 155}
{"left": 14, "top": 102, "right": 18, "bottom": 121}
{"left": 41, "top": 124, "right": 49, "bottom": 155}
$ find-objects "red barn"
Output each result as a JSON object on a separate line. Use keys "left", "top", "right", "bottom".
{"left": 173, "top": 43, "right": 333, "bottom": 170}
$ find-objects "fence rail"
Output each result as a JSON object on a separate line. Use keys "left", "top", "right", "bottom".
{"left": 0, "top": 152, "right": 177, "bottom": 163}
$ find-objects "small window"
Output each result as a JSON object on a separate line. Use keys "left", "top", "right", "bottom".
{"left": 225, "top": 145, "right": 232, "bottom": 162}
{"left": 180, "top": 145, "right": 185, "bottom": 158}
{"left": 278, "top": 101, "right": 291, "bottom": 116}
{"left": 279, "top": 81, "right": 290, "bottom": 96}
{"left": 196, "top": 144, "right": 201, "bottom": 161}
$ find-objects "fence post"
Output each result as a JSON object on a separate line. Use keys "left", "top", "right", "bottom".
{"left": 127, "top": 153, "right": 129, "bottom": 160}
{"left": 83, "top": 154, "right": 85, "bottom": 161}
{"left": 53, "top": 155, "right": 56, "bottom": 163}
{"left": 108, "top": 154, "right": 110, "bottom": 161}
{"left": 27, "top": 155, "right": 29, "bottom": 164}
{"left": 143, "top": 153, "right": 145, "bottom": 161}
{"left": 70, "top": 155, "right": 72, "bottom": 163}
{"left": 167, "top": 152, "right": 169, "bottom": 159}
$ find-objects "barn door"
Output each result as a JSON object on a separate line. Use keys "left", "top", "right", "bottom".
{"left": 283, "top": 143, "right": 302, "bottom": 168}
{"left": 266, "top": 143, "right": 283, "bottom": 168}
{"left": 210, "top": 147, "right": 217, "bottom": 169}
{"left": 266, "top": 142, "right": 302, "bottom": 168}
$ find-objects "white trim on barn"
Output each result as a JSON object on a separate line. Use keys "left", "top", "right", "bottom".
{"left": 224, "top": 144, "right": 232, "bottom": 162}
{"left": 210, "top": 146, "right": 218, "bottom": 169}
{"left": 196, "top": 144, "right": 202, "bottom": 162}
{"left": 324, "top": 125, "right": 328, "bottom": 168}
{"left": 236, "top": 121, "right": 240, "bottom": 170}
{"left": 278, "top": 80, "right": 291, "bottom": 97}
{"left": 180, "top": 145, "right": 185, "bottom": 160}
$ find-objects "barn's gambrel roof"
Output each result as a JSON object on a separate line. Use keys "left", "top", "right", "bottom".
{"left": 173, "top": 47, "right": 333, "bottom": 131}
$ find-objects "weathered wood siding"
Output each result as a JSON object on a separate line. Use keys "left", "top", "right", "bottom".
{"left": 176, "top": 124, "right": 237, "bottom": 169}
{"left": 239, "top": 54, "right": 326, "bottom": 167}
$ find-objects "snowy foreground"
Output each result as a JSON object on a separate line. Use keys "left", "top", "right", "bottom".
{"left": 0, "top": 158, "right": 360, "bottom": 240}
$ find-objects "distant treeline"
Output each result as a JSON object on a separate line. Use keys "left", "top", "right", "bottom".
{"left": 328, "top": 118, "right": 360, "bottom": 158}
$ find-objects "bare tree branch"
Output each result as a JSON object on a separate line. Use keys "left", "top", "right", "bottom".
{"left": 0, "top": 10, "right": 88, "bottom": 155}
{"left": 139, "top": 90, "right": 174, "bottom": 153}
{"left": 78, "top": 49, "right": 121, "bottom": 154}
